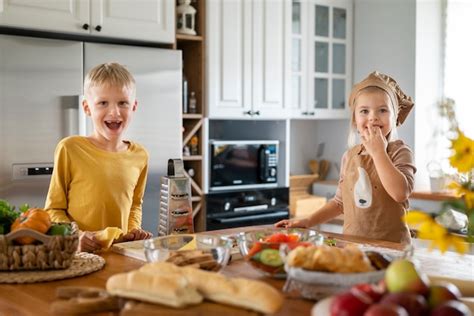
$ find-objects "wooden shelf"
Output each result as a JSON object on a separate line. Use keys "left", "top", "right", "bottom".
{"left": 191, "top": 196, "right": 202, "bottom": 202}
{"left": 183, "top": 155, "right": 203, "bottom": 161}
{"left": 176, "top": 0, "right": 206, "bottom": 232}
{"left": 176, "top": 33, "right": 203, "bottom": 42}
{"left": 183, "top": 113, "right": 204, "bottom": 119}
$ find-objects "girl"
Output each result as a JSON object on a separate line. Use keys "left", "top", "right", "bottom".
{"left": 276, "top": 71, "right": 416, "bottom": 244}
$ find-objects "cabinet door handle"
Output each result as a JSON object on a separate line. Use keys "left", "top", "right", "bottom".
{"left": 244, "top": 110, "right": 252, "bottom": 116}
{"left": 302, "top": 111, "right": 308, "bottom": 115}
{"left": 309, "top": 112, "right": 315, "bottom": 115}
{"left": 254, "top": 110, "right": 260, "bottom": 116}
{"left": 82, "top": 23, "right": 89, "bottom": 30}
{"left": 95, "top": 25, "right": 102, "bottom": 32}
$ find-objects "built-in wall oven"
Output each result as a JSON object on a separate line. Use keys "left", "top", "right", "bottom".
{"left": 206, "top": 187, "right": 289, "bottom": 231}
{"left": 206, "top": 140, "right": 288, "bottom": 230}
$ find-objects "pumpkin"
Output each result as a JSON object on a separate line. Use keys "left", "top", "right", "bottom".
{"left": 11, "top": 208, "right": 52, "bottom": 244}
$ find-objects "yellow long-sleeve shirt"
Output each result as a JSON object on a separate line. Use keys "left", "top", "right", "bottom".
{"left": 45, "top": 136, "right": 148, "bottom": 233}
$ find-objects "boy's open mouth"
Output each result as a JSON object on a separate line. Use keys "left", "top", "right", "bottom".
{"left": 105, "top": 120, "right": 122, "bottom": 130}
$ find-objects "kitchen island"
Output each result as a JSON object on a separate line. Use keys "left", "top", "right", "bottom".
{"left": 0, "top": 226, "right": 472, "bottom": 315}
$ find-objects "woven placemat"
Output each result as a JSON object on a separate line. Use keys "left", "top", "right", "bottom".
{"left": 0, "top": 252, "right": 105, "bottom": 284}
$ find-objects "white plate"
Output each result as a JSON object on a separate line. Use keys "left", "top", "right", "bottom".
{"left": 311, "top": 296, "right": 333, "bottom": 316}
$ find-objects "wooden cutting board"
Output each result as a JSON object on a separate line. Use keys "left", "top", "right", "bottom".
{"left": 120, "top": 301, "right": 260, "bottom": 316}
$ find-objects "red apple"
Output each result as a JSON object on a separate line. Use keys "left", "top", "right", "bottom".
{"left": 364, "top": 303, "right": 409, "bottom": 316}
{"left": 385, "top": 259, "right": 430, "bottom": 295}
{"left": 380, "top": 292, "right": 429, "bottom": 316}
{"left": 431, "top": 300, "right": 472, "bottom": 316}
{"left": 428, "top": 282, "right": 462, "bottom": 309}
{"left": 352, "top": 283, "right": 385, "bottom": 303}
{"left": 330, "top": 289, "right": 372, "bottom": 316}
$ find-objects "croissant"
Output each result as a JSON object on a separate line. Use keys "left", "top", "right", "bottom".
{"left": 287, "top": 244, "right": 374, "bottom": 273}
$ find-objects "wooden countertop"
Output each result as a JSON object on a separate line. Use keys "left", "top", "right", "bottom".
{"left": 0, "top": 226, "right": 472, "bottom": 315}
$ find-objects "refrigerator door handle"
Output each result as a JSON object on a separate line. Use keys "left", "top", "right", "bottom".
{"left": 77, "top": 95, "right": 88, "bottom": 136}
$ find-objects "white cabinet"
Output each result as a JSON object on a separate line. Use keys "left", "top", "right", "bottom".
{"left": 207, "top": 0, "right": 291, "bottom": 119}
{"left": 0, "top": 0, "right": 175, "bottom": 43}
{"left": 291, "top": 0, "right": 353, "bottom": 119}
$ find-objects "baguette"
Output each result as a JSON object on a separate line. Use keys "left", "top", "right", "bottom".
{"left": 106, "top": 269, "right": 203, "bottom": 308}
{"left": 139, "top": 262, "right": 283, "bottom": 314}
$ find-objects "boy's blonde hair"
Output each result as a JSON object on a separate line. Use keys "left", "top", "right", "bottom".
{"left": 84, "top": 62, "right": 136, "bottom": 98}
{"left": 347, "top": 86, "right": 398, "bottom": 147}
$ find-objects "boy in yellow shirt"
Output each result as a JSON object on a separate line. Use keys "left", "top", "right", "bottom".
{"left": 45, "top": 62, "right": 152, "bottom": 252}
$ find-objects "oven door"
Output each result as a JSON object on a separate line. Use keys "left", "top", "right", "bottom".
{"left": 206, "top": 210, "right": 289, "bottom": 231}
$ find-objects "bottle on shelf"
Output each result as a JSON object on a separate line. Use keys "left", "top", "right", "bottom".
{"left": 190, "top": 135, "right": 199, "bottom": 155}
{"left": 182, "top": 71, "right": 189, "bottom": 113}
{"left": 188, "top": 91, "right": 197, "bottom": 114}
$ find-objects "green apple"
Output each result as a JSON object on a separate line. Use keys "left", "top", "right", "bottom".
{"left": 385, "top": 259, "right": 430, "bottom": 295}
{"left": 48, "top": 224, "right": 71, "bottom": 236}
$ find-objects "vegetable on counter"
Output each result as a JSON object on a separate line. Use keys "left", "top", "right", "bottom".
{"left": 11, "top": 208, "right": 51, "bottom": 244}
{"left": 0, "top": 199, "right": 29, "bottom": 235}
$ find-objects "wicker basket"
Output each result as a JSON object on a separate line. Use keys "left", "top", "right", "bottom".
{"left": 0, "top": 222, "right": 79, "bottom": 271}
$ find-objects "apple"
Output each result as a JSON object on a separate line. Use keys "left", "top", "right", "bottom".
{"left": 431, "top": 300, "right": 472, "bottom": 316}
{"left": 380, "top": 292, "right": 429, "bottom": 316}
{"left": 385, "top": 259, "right": 430, "bottom": 295}
{"left": 352, "top": 283, "right": 385, "bottom": 303}
{"left": 330, "top": 289, "right": 372, "bottom": 316}
{"left": 364, "top": 303, "right": 409, "bottom": 316}
{"left": 428, "top": 282, "right": 462, "bottom": 309}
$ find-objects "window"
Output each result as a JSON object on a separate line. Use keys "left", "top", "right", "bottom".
{"left": 444, "top": 0, "right": 474, "bottom": 138}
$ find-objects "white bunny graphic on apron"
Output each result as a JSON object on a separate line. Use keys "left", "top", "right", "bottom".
{"left": 354, "top": 167, "right": 372, "bottom": 208}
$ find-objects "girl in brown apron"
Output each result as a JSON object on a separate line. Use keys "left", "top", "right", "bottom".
{"left": 276, "top": 71, "right": 416, "bottom": 244}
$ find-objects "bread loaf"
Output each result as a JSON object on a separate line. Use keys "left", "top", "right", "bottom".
{"left": 106, "top": 269, "right": 203, "bottom": 308}
{"left": 137, "top": 262, "right": 283, "bottom": 314}
{"left": 287, "top": 244, "right": 374, "bottom": 273}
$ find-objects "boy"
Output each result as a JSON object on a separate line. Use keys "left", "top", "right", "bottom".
{"left": 45, "top": 62, "right": 152, "bottom": 252}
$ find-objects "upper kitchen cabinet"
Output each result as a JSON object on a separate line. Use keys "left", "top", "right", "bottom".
{"left": 291, "top": 0, "right": 353, "bottom": 119}
{"left": 207, "top": 0, "right": 291, "bottom": 119}
{"left": 0, "top": 0, "right": 175, "bottom": 43}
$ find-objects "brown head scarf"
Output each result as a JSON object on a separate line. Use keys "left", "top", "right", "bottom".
{"left": 349, "top": 71, "right": 414, "bottom": 126}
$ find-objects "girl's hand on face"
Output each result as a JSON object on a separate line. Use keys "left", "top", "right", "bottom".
{"left": 78, "top": 231, "right": 102, "bottom": 253}
{"left": 361, "top": 124, "right": 387, "bottom": 157}
{"left": 121, "top": 228, "right": 153, "bottom": 241}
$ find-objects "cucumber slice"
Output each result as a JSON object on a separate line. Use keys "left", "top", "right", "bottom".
{"left": 259, "top": 248, "right": 283, "bottom": 267}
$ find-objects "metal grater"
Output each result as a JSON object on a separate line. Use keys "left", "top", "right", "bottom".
{"left": 158, "top": 159, "right": 194, "bottom": 236}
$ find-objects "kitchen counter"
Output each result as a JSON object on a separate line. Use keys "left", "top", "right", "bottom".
{"left": 0, "top": 226, "right": 472, "bottom": 315}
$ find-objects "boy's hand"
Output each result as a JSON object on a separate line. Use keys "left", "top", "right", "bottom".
{"left": 274, "top": 218, "right": 309, "bottom": 228}
{"left": 121, "top": 228, "right": 153, "bottom": 242}
{"left": 78, "top": 231, "right": 102, "bottom": 253}
{"left": 361, "top": 125, "right": 387, "bottom": 158}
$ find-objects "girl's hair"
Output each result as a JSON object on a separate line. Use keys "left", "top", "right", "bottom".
{"left": 84, "top": 62, "right": 136, "bottom": 97}
{"left": 347, "top": 86, "right": 398, "bottom": 147}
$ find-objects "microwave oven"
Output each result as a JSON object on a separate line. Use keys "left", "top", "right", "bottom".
{"left": 209, "top": 140, "right": 278, "bottom": 191}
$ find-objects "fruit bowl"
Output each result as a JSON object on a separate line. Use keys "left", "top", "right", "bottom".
{"left": 143, "top": 234, "right": 232, "bottom": 271}
{"left": 237, "top": 228, "right": 324, "bottom": 278}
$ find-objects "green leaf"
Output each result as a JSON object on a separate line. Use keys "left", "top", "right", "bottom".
{"left": 19, "top": 204, "right": 29, "bottom": 213}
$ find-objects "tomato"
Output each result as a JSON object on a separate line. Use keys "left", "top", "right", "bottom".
{"left": 264, "top": 232, "right": 289, "bottom": 243}
{"left": 247, "top": 241, "right": 263, "bottom": 258}
{"left": 287, "top": 234, "right": 300, "bottom": 242}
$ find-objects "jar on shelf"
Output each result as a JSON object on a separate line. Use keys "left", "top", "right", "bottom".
{"left": 190, "top": 135, "right": 199, "bottom": 155}
{"left": 188, "top": 91, "right": 197, "bottom": 114}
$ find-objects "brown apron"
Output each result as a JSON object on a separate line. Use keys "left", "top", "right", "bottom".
{"left": 341, "top": 145, "right": 411, "bottom": 244}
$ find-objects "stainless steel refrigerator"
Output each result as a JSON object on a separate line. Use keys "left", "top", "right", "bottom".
{"left": 0, "top": 34, "right": 182, "bottom": 234}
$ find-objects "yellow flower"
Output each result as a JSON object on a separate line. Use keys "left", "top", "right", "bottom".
{"left": 404, "top": 211, "right": 468, "bottom": 254}
{"left": 448, "top": 181, "right": 474, "bottom": 209}
{"left": 449, "top": 131, "right": 474, "bottom": 173}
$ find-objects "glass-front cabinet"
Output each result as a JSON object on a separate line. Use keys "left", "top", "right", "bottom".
{"left": 291, "top": 0, "right": 353, "bottom": 119}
